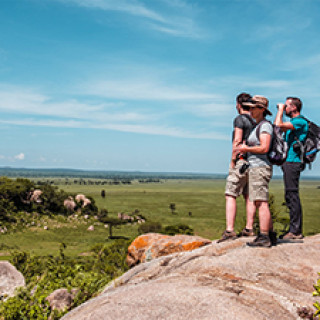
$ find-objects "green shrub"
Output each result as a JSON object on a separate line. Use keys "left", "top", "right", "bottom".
{"left": 162, "top": 224, "right": 194, "bottom": 236}
{"left": 138, "top": 221, "right": 162, "bottom": 234}
{"left": 0, "top": 241, "right": 130, "bottom": 320}
{"left": 0, "top": 178, "right": 100, "bottom": 233}
{"left": 314, "top": 272, "right": 320, "bottom": 318}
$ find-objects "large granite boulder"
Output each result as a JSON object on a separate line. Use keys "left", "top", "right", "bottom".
{"left": 0, "top": 261, "right": 25, "bottom": 299}
{"left": 126, "top": 233, "right": 212, "bottom": 267}
{"left": 62, "top": 234, "right": 320, "bottom": 320}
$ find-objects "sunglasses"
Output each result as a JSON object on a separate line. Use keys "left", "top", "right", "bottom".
{"left": 250, "top": 105, "right": 264, "bottom": 109}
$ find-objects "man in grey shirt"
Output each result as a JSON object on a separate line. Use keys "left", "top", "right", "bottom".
{"left": 218, "top": 93, "right": 256, "bottom": 243}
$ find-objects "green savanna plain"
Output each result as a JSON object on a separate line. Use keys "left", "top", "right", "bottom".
{"left": 0, "top": 178, "right": 320, "bottom": 258}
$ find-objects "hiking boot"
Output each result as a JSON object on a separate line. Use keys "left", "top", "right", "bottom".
{"left": 269, "top": 230, "right": 278, "bottom": 246}
{"left": 280, "top": 232, "right": 304, "bottom": 240}
{"left": 246, "top": 233, "right": 271, "bottom": 248}
{"left": 217, "top": 230, "right": 237, "bottom": 243}
{"left": 238, "top": 228, "right": 255, "bottom": 237}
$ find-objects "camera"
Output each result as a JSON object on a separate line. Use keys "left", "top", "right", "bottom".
{"left": 293, "top": 142, "right": 301, "bottom": 154}
{"left": 277, "top": 104, "right": 287, "bottom": 109}
{"left": 239, "top": 162, "right": 249, "bottom": 174}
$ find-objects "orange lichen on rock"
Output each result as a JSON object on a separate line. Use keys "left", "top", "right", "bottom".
{"left": 182, "top": 240, "right": 209, "bottom": 251}
{"left": 126, "top": 233, "right": 211, "bottom": 267}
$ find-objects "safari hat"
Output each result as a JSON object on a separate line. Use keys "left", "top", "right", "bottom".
{"left": 243, "top": 95, "right": 272, "bottom": 115}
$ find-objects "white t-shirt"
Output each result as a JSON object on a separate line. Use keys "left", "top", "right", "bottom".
{"left": 247, "top": 121, "right": 273, "bottom": 167}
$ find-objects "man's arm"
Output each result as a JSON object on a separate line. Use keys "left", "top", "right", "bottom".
{"left": 274, "top": 103, "right": 294, "bottom": 131}
{"left": 231, "top": 127, "right": 243, "bottom": 168}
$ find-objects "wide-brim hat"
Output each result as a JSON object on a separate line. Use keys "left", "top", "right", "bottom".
{"left": 243, "top": 95, "right": 272, "bottom": 115}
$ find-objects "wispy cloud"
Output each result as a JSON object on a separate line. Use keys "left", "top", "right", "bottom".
{"left": 57, "top": 0, "right": 205, "bottom": 38}
{"left": 83, "top": 79, "right": 219, "bottom": 101}
{"left": 280, "top": 53, "right": 320, "bottom": 72}
{"left": 0, "top": 153, "right": 26, "bottom": 162}
{"left": 14, "top": 153, "right": 25, "bottom": 160}
{"left": 187, "top": 102, "right": 233, "bottom": 118}
{"left": 0, "top": 83, "right": 228, "bottom": 140}
{"left": 0, "top": 85, "right": 150, "bottom": 122}
{"left": 0, "top": 118, "right": 229, "bottom": 140}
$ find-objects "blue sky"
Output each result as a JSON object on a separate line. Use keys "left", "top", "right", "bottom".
{"left": 1, "top": 0, "right": 320, "bottom": 175}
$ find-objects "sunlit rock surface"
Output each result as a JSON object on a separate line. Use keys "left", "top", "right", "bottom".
{"left": 62, "top": 234, "right": 320, "bottom": 320}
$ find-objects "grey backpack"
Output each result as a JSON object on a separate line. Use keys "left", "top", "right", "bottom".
{"left": 256, "top": 120, "right": 288, "bottom": 166}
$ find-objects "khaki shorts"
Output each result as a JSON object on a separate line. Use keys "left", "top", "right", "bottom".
{"left": 225, "top": 159, "right": 248, "bottom": 198}
{"left": 248, "top": 166, "right": 273, "bottom": 202}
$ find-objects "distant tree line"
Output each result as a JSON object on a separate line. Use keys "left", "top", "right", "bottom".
{"left": 0, "top": 167, "right": 224, "bottom": 180}
{"left": 34, "top": 178, "right": 164, "bottom": 186}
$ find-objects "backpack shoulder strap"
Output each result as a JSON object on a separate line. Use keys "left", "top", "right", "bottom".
{"left": 292, "top": 116, "right": 307, "bottom": 163}
{"left": 255, "top": 119, "right": 270, "bottom": 140}
{"left": 298, "top": 115, "right": 310, "bottom": 124}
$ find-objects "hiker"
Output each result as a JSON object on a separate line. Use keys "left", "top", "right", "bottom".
{"left": 274, "top": 97, "right": 308, "bottom": 240}
{"left": 218, "top": 93, "right": 256, "bottom": 243}
{"left": 235, "top": 96, "right": 275, "bottom": 247}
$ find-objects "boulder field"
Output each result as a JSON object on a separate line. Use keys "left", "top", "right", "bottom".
{"left": 62, "top": 234, "right": 320, "bottom": 320}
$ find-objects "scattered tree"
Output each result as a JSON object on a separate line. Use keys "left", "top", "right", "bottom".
{"left": 98, "top": 216, "right": 127, "bottom": 239}
{"left": 169, "top": 203, "right": 176, "bottom": 214}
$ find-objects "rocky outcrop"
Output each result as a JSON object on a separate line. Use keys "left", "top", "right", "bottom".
{"left": 62, "top": 234, "right": 320, "bottom": 320}
{"left": 30, "top": 189, "right": 42, "bottom": 203}
{"left": 0, "top": 261, "right": 25, "bottom": 299}
{"left": 75, "top": 194, "right": 91, "bottom": 208}
{"left": 63, "top": 194, "right": 91, "bottom": 212}
{"left": 64, "top": 197, "right": 76, "bottom": 212}
{"left": 46, "top": 288, "right": 78, "bottom": 312}
{"left": 126, "top": 233, "right": 212, "bottom": 267}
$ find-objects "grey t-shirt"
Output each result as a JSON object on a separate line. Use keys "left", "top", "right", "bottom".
{"left": 247, "top": 121, "right": 273, "bottom": 167}
{"left": 232, "top": 114, "right": 256, "bottom": 143}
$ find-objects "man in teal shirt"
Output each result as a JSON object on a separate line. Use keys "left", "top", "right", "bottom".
{"left": 275, "top": 97, "right": 308, "bottom": 240}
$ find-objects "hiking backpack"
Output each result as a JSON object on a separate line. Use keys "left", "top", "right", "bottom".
{"left": 294, "top": 116, "right": 320, "bottom": 166}
{"left": 256, "top": 120, "right": 288, "bottom": 166}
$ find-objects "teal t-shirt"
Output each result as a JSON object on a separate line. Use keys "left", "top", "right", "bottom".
{"left": 285, "top": 116, "right": 308, "bottom": 162}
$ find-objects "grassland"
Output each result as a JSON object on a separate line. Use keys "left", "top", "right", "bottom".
{"left": 0, "top": 178, "right": 320, "bottom": 258}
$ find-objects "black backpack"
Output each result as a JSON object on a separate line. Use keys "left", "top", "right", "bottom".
{"left": 294, "top": 116, "right": 320, "bottom": 167}
{"left": 256, "top": 120, "right": 288, "bottom": 166}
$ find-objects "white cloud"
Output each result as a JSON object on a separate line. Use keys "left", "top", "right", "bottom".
{"left": 14, "top": 153, "right": 25, "bottom": 160}
{"left": 280, "top": 53, "right": 320, "bottom": 72}
{"left": 0, "top": 79, "right": 231, "bottom": 140}
{"left": 84, "top": 79, "right": 219, "bottom": 101}
{"left": 0, "top": 85, "right": 150, "bottom": 122}
{"left": 209, "top": 76, "right": 292, "bottom": 90}
{"left": 0, "top": 118, "right": 229, "bottom": 141}
{"left": 57, "top": 0, "right": 205, "bottom": 38}
{"left": 64, "top": 0, "right": 165, "bottom": 22}
{"left": 191, "top": 102, "right": 233, "bottom": 118}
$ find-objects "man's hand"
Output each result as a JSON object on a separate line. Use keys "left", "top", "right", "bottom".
{"left": 234, "top": 143, "right": 248, "bottom": 154}
{"left": 277, "top": 103, "right": 286, "bottom": 111}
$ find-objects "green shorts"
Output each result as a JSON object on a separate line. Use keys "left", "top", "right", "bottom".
{"left": 248, "top": 166, "right": 272, "bottom": 202}
{"left": 225, "top": 159, "right": 248, "bottom": 198}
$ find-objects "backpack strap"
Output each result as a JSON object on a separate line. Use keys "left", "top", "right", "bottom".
{"left": 255, "top": 119, "right": 269, "bottom": 141}
{"left": 292, "top": 115, "right": 309, "bottom": 163}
